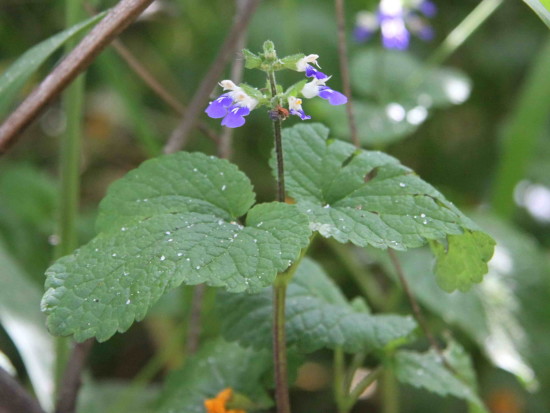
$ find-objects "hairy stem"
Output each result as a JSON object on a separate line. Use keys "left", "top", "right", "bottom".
{"left": 268, "top": 65, "right": 291, "bottom": 413}
{"left": 382, "top": 368, "right": 399, "bottom": 413}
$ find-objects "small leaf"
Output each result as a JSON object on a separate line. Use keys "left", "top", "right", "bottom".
{"left": 242, "top": 48, "right": 262, "bottom": 69}
{"left": 394, "top": 349, "right": 487, "bottom": 411}
{"left": 0, "top": 12, "right": 106, "bottom": 116}
{"left": 431, "top": 230, "right": 495, "bottom": 292}
{"left": 219, "top": 258, "right": 416, "bottom": 353}
{"left": 157, "top": 338, "right": 272, "bottom": 413}
{"left": 42, "top": 153, "right": 311, "bottom": 342}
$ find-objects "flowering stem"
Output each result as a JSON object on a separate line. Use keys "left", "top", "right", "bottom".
{"left": 268, "top": 70, "right": 286, "bottom": 203}
{"left": 267, "top": 64, "right": 291, "bottom": 413}
{"left": 428, "top": 0, "right": 503, "bottom": 66}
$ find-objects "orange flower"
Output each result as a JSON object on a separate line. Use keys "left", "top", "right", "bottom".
{"left": 204, "top": 388, "right": 246, "bottom": 413}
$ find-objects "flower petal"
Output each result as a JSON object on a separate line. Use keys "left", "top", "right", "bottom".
{"left": 221, "top": 106, "right": 250, "bottom": 128}
{"left": 305, "top": 65, "right": 328, "bottom": 79}
{"left": 290, "top": 109, "right": 311, "bottom": 120}
{"left": 205, "top": 94, "right": 233, "bottom": 118}
{"left": 318, "top": 87, "right": 348, "bottom": 105}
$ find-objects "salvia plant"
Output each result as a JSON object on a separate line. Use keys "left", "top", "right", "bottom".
{"left": 2, "top": 0, "right": 550, "bottom": 412}
{"left": 38, "top": 41, "right": 496, "bottom": 412}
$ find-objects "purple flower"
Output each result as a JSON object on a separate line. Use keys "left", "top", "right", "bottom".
{"left": 205, "top": 80, "right": 258, "bottom": 128}
{"left": 296, "top": 54, "right": 328, "bottom": 80}
{"left": 288, "top": 96, "right": 311, "bottom": 120}
{"left": 302, "top": 78, "right": 348, "bottom": 105}
{"left": 354, "top": 0, "right": 436, "bottom": 50}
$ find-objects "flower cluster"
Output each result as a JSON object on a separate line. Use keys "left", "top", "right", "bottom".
{"left": 205, "top": 51, "right": 347, "bottom": 128}
{"left": 204, "top": 388, "right": 246, "bottom": 413}
{"left": 354, "top": 0, "right": 437, "bottom": 50}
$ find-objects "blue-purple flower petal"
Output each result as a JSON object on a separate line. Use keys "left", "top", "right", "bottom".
{"left": 221, "top": 105, "right": 250, "bottom": 128}
{"left": 305, "top": 65, "right": 328, "bottom": 79}
{"left": 205, "top": 94, "right": 233, "bottom": 118}
{"left": 290, "top": 109, "right": 311, "bottom": 120}
{"left": 318, "top": 87, "right": 348, "bottom": 105}
{"left": 354, "top": 26, "right": 375, "bottom": 43}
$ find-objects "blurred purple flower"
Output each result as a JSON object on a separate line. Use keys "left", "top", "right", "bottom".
{"left": 354, "top": 0, "right": 437, "bottom": 50}
{"left": 302, "top": 78, "right": 348, "bottom": 105}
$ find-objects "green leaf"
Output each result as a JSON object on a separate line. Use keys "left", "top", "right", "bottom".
{"left": 523, "top": 0, "right": 550, "bottom": 28}
{"left": 430, "top": 230, "right": 495, "bottom": 292}
{"left": 42, "top": 153, "right": 311, "bottom": 342}
{"left": 0, "top": 240, "right": 54, "bottom": 411}
{"left": 97, "top": 152, "right": 255, "bottom": 231}
{"left": 0, "top": 12, "right": 106, "bottom": 116}
{"left": 376, "top": 212, "right": 546, "bottom": 389}
{"left": 242, "top": 48, "right": 262, "bottom": 69}
{"left": 157, "top": 338, "right": 272, "bottom": 413}
{"left": 394, "top": 349, "right": 486, "bottom": 410}
{"left": 219, "top": 258, "right": 416, "bottom": 353}
{"left": 277, "top": 123, "right": 494, "bottom": 291}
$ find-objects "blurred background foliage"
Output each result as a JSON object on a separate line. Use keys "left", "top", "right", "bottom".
{"left": 0, "top": 0, "right": 549, "bottom": 412}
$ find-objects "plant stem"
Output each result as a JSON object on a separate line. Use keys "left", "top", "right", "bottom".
{"left": 54, "top": 0, "right": 87, "bottom": 399}
{"left": 334, "top": 0, "right": 360, "bottom": 148}
{"left": 273, "top": 277, "right": 291, "bottom": 413}
{"left": 333, "top": 348, "right": 348, "bottom": 413}
{"left": 346, "top": 365, "right": 383, "bottom": 410}
{"left": 267, "top": 65, "right": 291, "bottom": 413}
{"left": 268, "top": 70, "right": 285, "bottom": 203}
{"left": 427, "top": 0, "right": 503, "bottom": 66}
{"left": 381, "top": 368, "right": 399, "bottom": 413}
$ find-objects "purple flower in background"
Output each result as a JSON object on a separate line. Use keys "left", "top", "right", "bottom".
{"left": 288, "top": 96, "right": 311, "bottom": 120}
{"left": 205, "top": 80, "right": 258, "bottom": 128}
{"left": 354, "top": 0, "right": 437, "bottom": 50}
{"left": 302, "top": 77, "right": 348, "bottom": 105}
{"left": 296, "top": 54, "right": 328, "bottom": 79}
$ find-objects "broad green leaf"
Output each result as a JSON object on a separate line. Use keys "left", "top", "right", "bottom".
{"left": 97, "top": 152, "right": 256, "bottom": 231}
{"left": 157, "top": 338, "right": 272, "bottom": 413}
{"left": 0, "top": 240, "right": 54, "bottom": 411}
{"left": 377, "top": 212, "right": 546, "bottom": 389}
{"left": 275, "top": 123, "right": 494, "bottom": 291}
{"left": 219, "top": 258, "right": 416, "bottom": 353}
{"left": 394, "top": 349, "right": 486, "bottom": 410}
{"left": 0, "top": 12, "right": 106, "bottom": 116}
{"left": 430, "top": 230, "right": 494, "bottom": 292}
{"left": 42, "top": 153, "right": 311, "bottom": 342}
{"left": 523, "top": 0, "right": 550, "bottom": 28}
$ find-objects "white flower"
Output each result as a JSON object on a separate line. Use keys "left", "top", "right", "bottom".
{"left": 296, "top": 54, "right": 320, "bottom": 72}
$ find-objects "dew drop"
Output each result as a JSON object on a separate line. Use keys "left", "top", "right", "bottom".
{"left": 195, "top": 265, "right": 201, "bottom": 270}
{"left": 423, "top": 220, "right": 428, "bottom": 225}
{"left": 167, "top": 238, "right": 173, "bottom": 242}
{"left": 323, "top": 204, "right": 331, "bottom": 208}
{"left": 121, "top": 227, "right": 127, "bottom": 232}
{"left": 177, "top": 252, "right": 183, "bottom": 257}
{"left": 399, "top": 183, "right": 406, "bottom": 188}
{"left": 256, "top": 221, "right": 264, "bottom": 227}
{"left": 420, "top": 213, "right": 426, "bottom": 218}
{"left": 193, "top": 168, "right": 198, "bottom": 172}
{"left": 112, "top": 253, "right": 117, "bottom": 257}
{"left": 221, "top": 185, "right": 227, "bottom": 191}
{"left": 160, "top": 255, "right": 166, "bottom": 261}
{"left": 126, "top": 299, "right": 131, "bottom": 305}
